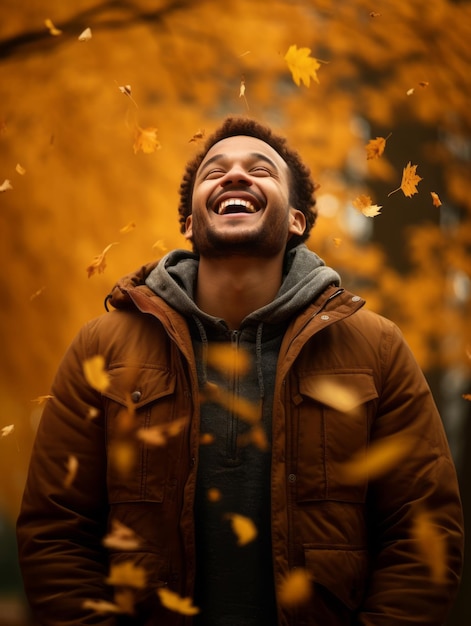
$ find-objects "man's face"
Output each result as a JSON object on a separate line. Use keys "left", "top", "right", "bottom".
{"left": 185, "top": 135, "right": 305, "bottom": 258}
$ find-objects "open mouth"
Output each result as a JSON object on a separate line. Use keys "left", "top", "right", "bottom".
{"left": 216, "top": 198, "right": 258, "bottom": 215}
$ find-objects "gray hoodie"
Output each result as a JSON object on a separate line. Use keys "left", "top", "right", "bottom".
{"left": 145, "top": 244, "right": 340, "bottom": 626}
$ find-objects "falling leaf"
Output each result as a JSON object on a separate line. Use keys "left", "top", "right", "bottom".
{"left": 86, "top": 242, "right": 119, "bottom": 278}
{"left": 152, "top": 239, "right": 168, "bottom": 256}
{"left": 462, "top": 394, "right": 471, "bottom": 401}
{"left": 411, "top": 509, "right": 447, "bottom": 584}
{"left": 15, "top": 163, "right": 26, "bottom": 175}
{"left": 157, "top": 588, "right": 200, "bottom": 616}
{"left": 78, "top": 27, "right": 92, "bottom": 42}
{"left": 406, "top": 88, "right": 415, "bottom": 96}
{"left": 118, "top": 84, "right": 132, "bottom": 97}
{"left": 338, "top": 435, "right": 415, "bottom": 483}
{"left": 284, "top": 44, "right": 321, "bottom": 87}
{"left": 278, "top": 568, "right": 312, "bottom": 607}
{"left": 239, "top": 78, "right": 246, "bottom": 98}
{"left": 82, "top": 599, "right": 122, "bottom": 614}
{"left": 199, "top": 432, "right": 215, "bottom": 445}
{"left": 188, "top": 129, "right": 205, "bottom": 143}
{"left": 225, "top": 513, "right": 257, "bottom": 546}
{"left": 45, "top": 18, "right": 62, "bottom": 36}
{"left": 64, "top": 454, "right": 78, "bottom": 488}
{"left": 200, "top": 382, "right": 261, "bottom": 424}
{"left": 120, "top": 221, "right": 136, "bottom": 234}
{"left": 352, "top": 194, "right": 382, "bottom": 218}
{"left": 365, "top": 133, "right": 391, "bottom": 160}
{"left": 83, "top": 355, "right": 110, "bottom": 392}
{"left": 369, "top": 11, "right": 381, "bottom": 17}
{"left": 106, "top": 561, "right": 146, "bottom": 589}
{"left": 109, "top": 441, "right": 136, "bottom": 476}
{"left": 237, "top": 424, "right": 269, "bottom": 451}
{"left": 133, "top": 126, "right": 161, "bottom": 154}
{"left": 431, "top": 192, "right": 442, "bottom": 207}
{"left": 0, "top": 179, "right": 13, "bottom": 192}
{"left": 87, "top": 406, "right": 100, "bottom": 419}
{"left": 206, "top": 344, "right": 250, "bottom": 376}
{"left": 332, "top": 237, "right": 342, "bottom": 247}
{"left": 419, "top": 81, "right": 430, "bottom": 88}
{"left": 388, "top": 162, "right": 422, "bottom": 198}
{"left": 1, "top": 425, "right": 14, "bottom": 437}
{"left": 207, "top": 488, "right": 222, "bottom": 502}
{"left": 137, "top": 417, "right": 188, "bottom": 447}
{"left": 31, "top": 394, "right": 53, "bottom": 405}
{"left": 30, "top": 286, "right": 46, "bottom": 301}
{"left": 103, "top": 520, "right": 141, "bottom": 551}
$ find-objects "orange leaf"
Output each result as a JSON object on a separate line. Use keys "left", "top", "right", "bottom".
{"left": 106, "top": 561, "right": 147, "bottom": 589}
{"left": 284, "top": 45, "right": 321, "bottom": 87}
{"left": 352, "top": 194, "right": 382, "bottom": 218}
{"left": 278, "top": 568, "right": 312, "bottom": 606}
{"left": 365, "top": 134, "right": 391, "bottom": 160}
{"left": 411, "top": 509, "right": 447, "bottom": 585}
{"left": 431, "top": 192, "right": 442, "bottom": 207}
{"left": 462, "top": 394, "right": 471, "bottom": 402}
{"left": 225, "top": 513, "right": 257, "bottom": 546}
{"left": 157, "top": 588, "right": 199, "bottom": 616}
{"left": 133, "top": 126, "right": 161, "bottom": 154}
{"left": 44, "top": 18, "right": 62, "bottom": 36}
{"left": 64, "top": 454, "right": 78, "bottom": 488}
{"left": 388, "top": 162, "right": 422, "bottom": 198}
{"left": 86, "top": 242, "right": 119, "bottom": 278}
{"left": 120, "top": 221, "right": 136, "bottom": 234}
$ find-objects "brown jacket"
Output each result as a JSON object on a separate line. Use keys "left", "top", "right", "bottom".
{"left": 17, "top": 269, "right": 464, "bottom": 626}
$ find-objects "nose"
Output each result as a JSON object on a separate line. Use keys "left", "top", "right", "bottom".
{"left": 220, "top": 164, "right": 252, "bottom": 187}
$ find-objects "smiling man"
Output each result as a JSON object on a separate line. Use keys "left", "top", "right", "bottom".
{"left": 17, "top": 117, "right": 464, "bottom": 626}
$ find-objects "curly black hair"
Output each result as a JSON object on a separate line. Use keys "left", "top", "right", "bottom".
{"left": 178, "top": 117, "right": 318, "bottom": 249}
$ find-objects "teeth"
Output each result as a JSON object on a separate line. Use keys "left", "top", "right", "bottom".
{"left": 218, "top": 198, "right": 256, "bottom": 215}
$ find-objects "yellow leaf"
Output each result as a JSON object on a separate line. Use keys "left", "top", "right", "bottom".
{"left": 338, "top": 435, "right": 415, "bottom": 483}
{"left": 365, "top": 134, "right": 391, "bottom": 160}
{"left": 388, "top": 162, "right": 422, "bottom": 198}
{"left": 411, "top": 509, "right": 447, "bottom": 585}
{"left": 78, "top": 27, "right": 92, "bottom": 42}
{"left": 157, "top": 588, "right": 200, "bottom": 616}
{"left": 284, "top": 45, "right": 321, "bottom": 87}
{"left": 106, "top": 561, "right": 147, "bottom": 589}
{"left": 103, "top": 520, "right": 141, "bottom": 551}
{"left": 86, "top": 242, "right": 119, "bottom": 278}
{"left": 152, "top": 239, "right": 168, "bottom": 256}
{"left": 137, "top": 417, "right": 188, "bottom": 447}
{"left": 225, "top": 513, "right": 257, "bottom": 546}
{"left": 1, "top": 424, "right": 14, "bottom": 437}
{"left": 431, "top": 192, "right": 442, "bottom": 207}
{"left": 83, "top": 355, "right": 110, "bottom": 392}
{"left": 64, "top": 454, "right": 78, "bottom": 488}
{"left": 120, "top": 221, "right": 136, "bottom": 234}
{"left": 352, "top": 194, "right": 382, "bottom": 218}
{"left": 133, "top": 126, "right": 161, "bottom": 154}
{"left": 278, "top": 568, "right": 312, "bottom": 606}
{"left": 0, "top": 179, "right": 12, "bottom": 192}
{"left": 82, "top": 599, "right": 122, "bottom": 614}
{"left": 15, "top": 163, "right": 26, "bottom": 175}
{"left": 44, "top": 18, "right": 62, "bottom": 36}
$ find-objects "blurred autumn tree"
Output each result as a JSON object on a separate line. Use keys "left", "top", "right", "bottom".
{"left": 0, "top": 0, "right": 470, "bottom": 623}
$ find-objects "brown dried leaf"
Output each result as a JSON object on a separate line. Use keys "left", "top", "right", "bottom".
{"left": 352, "top": 194, "right": 382, "bottom": 218}
{"left": 278, "top": 568, "right": 312, "bottom": 606}
{"left": 225, "top": 513, "right": 257, "bottom": 546}
{"left": 157, "top": 588, "right": 200, "bottom": 616}
{"left": 83, "top": 355, "right": 110, "bottom": 392}
{"left": 86, "top": 242, "right": 119, "bottom": 278}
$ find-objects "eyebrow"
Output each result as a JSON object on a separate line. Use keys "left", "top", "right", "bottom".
{"left": 198, "top": 151, "right": 279, "bottom": 174}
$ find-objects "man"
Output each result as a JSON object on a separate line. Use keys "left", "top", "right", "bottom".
{"left": 17, "top": 117, "right": 464, "bottom": 626}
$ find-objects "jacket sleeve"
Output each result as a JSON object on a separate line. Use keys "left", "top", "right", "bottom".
{"left": 16, "top": 321, "right": 117, "bottom": 626}
{"left": 357, "top": 321, "right": 464, "bottom": 625}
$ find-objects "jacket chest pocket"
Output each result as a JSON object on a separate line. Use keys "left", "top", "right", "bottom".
{"left": 102, "top": 365, "right": 184, "bottom": 504}
{"left": 293, "top": 370, "right": 378, "bottom": 503}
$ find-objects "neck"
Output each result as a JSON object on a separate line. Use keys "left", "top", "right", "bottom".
{"left": 195, "top": 253, "right": 285, "bottom": 330}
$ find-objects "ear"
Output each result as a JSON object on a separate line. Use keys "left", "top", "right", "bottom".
{"left": 184, "top": 215, "right": 193, "bottom": 240}
{"left": 288, "top": 207, "right": 306, "bottom": 237}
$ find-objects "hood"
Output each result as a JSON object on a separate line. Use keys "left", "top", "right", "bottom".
{"left": 143, "top": 244, "right": 340, "bottom": 328}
